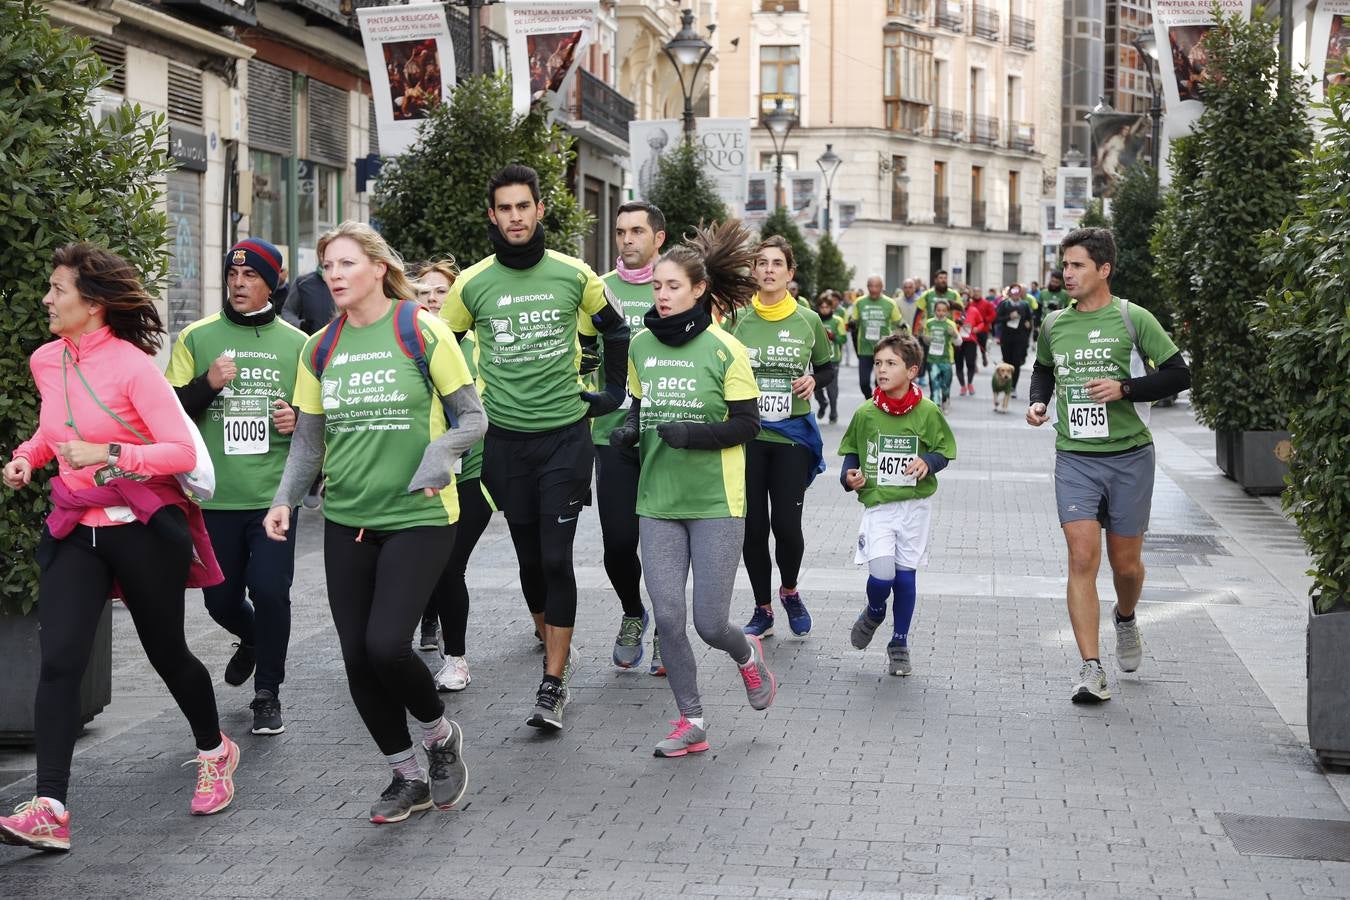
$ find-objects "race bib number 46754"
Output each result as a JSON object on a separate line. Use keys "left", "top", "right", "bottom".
{"left": 877, "top": 434, "right": 919, "bottom": 487}
{"left": 756, "top": 375, "right": 793, "bottom": 422}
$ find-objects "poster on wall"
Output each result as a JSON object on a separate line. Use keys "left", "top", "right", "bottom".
{"left": 788, "top": 172, "right": 821, "bottom": 231}
{"left": 744, "top": 172, "right": 772, "bottom": 224}
{"left": 504, "top": 1, "right": 598, "bottom": 118}
{"left": 628, "top": 118, "right": 751, "bottom": 207}
{"left": 1088, "top": 109, "right": 1151, "bottom": 197}
{"left": 357, "top": 3, "right": 456, "bottom": 157}
{"left": 1309, "top": 0, "right": 1350, "bottom": 103}
{"left": 1150, "top": 0, "right": 1250, "bottom": 141}
{"left": 1055, "top": 166, "right": 1092, "bottom": 231}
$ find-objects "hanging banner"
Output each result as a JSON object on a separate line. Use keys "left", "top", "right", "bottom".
{"left": 628, "top": 118, "right": 751, "bottom": 207}
{"left": 505, "top": 1, "right": 598, "bottom": 118}
{"left": 1309, "top": 0, "right": 1350, "bottom": 103}
{"left": 1088, "top": 110, "right": 1150, "bottom": 197}
{"left": 788, "top": 172, "right": 822, "bottom": 232}
{"left": 357, "top": 3, "right": 456, "bottom": 157}
{"left": 1055, "top": 166, "right": 1092, "bottom": 230}
{"left": 744, "top": 172, "right": 773, "bottom": 225}
{"left": 1151, "top": 0, "right": 1250, "bottom": 138}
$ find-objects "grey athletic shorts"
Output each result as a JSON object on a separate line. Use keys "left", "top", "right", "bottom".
{"left": 1054, "top": 443, "right": 1155, "bottom": 536}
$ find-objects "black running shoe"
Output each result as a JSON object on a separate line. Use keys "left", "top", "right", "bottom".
{"left": 224, "top": 642, "right": 255, "bottom": 687}
{"left": 426, "top": 721, "right": 468, "bottom": 809}
{"left": 369, "top": 775, "right": 432, "bottom": 824}
{"left": 418, "top": 618, "right": 440, "bottom": 652}
{"left": 526, "top": 680, "right": 564, "bottom": 731}
{"left": 249, "top": 689, "right": 284, "bottom": 735}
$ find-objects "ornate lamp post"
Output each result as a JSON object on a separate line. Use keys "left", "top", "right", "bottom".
{"left": 763, "top": 97, "right": 795, "bottom": 211}
{"left": 662, "top": 9, "right": 715, "bottom": 142}
{"left": 816, "top": 143, "right": 842, "bottom": 237}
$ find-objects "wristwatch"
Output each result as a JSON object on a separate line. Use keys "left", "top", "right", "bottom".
{"left": 1120, "top": 380, "right": 1134, "bottom": 399}
{"left": 106, "top": 443, "right": 122, "bottom": 467}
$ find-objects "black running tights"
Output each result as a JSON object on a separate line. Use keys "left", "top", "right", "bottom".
{"left": 429, "top": 479, "right": 494, "bottom": 658}
{"left": 743, "top": 439, "right": 815, "bottom": 606}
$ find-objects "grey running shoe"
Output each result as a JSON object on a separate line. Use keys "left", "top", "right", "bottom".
{"left": 886, "top": 640, "right": 912, "bottom": 676}
{"left": 653, "top": 716, "right": 710, "bottom": 758}
{"left": 249, "top": 689, "right": 284, "bottom": 735}
{"left": 851, "top": 609, "right": 884, "bottom": 650}
{"left": 737, "top": 635, "right": 777, "bottom": 710}
{"left": 426, "top": 721, "right": 468, "bottom": 810}
{"left": 1071, "top": 660, "right": 1111, "bottom": 703}
{"left": 526, "top": 680, "right": 565, "bottom": 731}
{"left": 649, "top": 633, "right": 666, "bottom": 676}
{"left": 560, "top": 645, "right": 580, "bottom": 705}
{"left": 612, "top": 612, "right": 648, "bottom": 669}
{"left": 369, "top": 775, "right": 432, "bottom": 824}
{"left": 1113, "top": 606, "right": 1143, "bottom": 673}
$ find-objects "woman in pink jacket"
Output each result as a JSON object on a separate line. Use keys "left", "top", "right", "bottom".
{"left": 0, "top": 244, "right": 235, "bottom": 854}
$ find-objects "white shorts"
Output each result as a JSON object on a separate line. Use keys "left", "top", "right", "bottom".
{"left": 854, "top": 497, "right": 933, "bottom": 569}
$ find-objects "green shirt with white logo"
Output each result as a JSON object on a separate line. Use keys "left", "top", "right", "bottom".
{"left": 918, "top": 288, "right": 960, "bottom": 334}
{"left": 590, "top": 270, "right": 652, "bottom": 445}
{"left": 838, "top": 397, "right": 957, "bottom": 507}
{"left": 726, "top": 304, "right": 833, "bottom": 443}
{"left": 459, "top": 331, "right": 485, "bottom": 482}
{"left": 165, "top": 312, "right": 307, "bottom": 510}
{"left": 441, "top": 249, "right": 610, "bottom": 433}
{"left": 820, "top": 312, "right": 848, "bottom": 364}
{"left": 1040, "top": 288, "right": 1071, "bottom": 312}
{"left": 627, "top": 325, "right": 760, "bottom": 519}
{"left": 1036, "top": 297, "right": 1180, "bottom": 453}
{"left": 850, "top": 296, "right": 903, "bottom": 356}
{"left": 923, "top": 317, "right": 960, "bottom": 364}
{"left": 294, "top": 304, "right": 474, "bottom": 530}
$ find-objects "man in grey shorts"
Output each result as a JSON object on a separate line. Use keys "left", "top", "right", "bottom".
{"left": 1026, "top": 227, "right": 1191, "bottom": 703}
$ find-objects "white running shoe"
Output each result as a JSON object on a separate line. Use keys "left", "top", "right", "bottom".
{"left": 434, "top": 656, "right": 471, "bottom": 692}
{"left": 1113, "top": 606, "right": 1143, "bottom": 673}
{"left": 1071, "top": 660, "right": 1111, "bottom": 703}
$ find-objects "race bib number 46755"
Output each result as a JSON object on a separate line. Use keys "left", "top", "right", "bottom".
{"left": 1065, "top": 385, "right": 1108, "bottom": 439}
{"left": 877, "top": 434, "right": 919, "bottom": 487}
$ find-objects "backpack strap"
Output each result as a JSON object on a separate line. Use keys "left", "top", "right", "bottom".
{"left": 310, "top": 314, "right": 347, "bottom": 379}
{"left": 1041, "top": 307, "right": 1066, "bottom": 344}
{"left": 393, "top": 301, "right": 459, "bottom": 429}
{"left": 1117, "top": 298, "right": 1156, "bottom": 375}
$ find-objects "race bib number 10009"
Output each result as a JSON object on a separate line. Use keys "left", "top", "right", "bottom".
{"left": 877, "top": 434, "right": 919, "bottom": 487}
{"left": 1065, "top": 385, "right": 1108, "bottom": 439}
{"left": 223, "top": 396, "right": 269, "bottom": 456}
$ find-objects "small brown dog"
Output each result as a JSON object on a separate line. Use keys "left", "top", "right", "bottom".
{"left": 991, "top": 363, "right": 1015, "bottom": 413}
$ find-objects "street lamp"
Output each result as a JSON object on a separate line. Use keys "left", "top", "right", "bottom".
{"left": 763, "top": 97, "right": 795, "bottom": 211}
{"left": 663, "top": 9, "right": 715, "bottom": 142}
{"left": 1062, "top": 145, "right": 1087, "bottom": 168}
{"left": 816, "top": 143, "right": 842, "bottom": 237}
{"left": 1132, "top": 32, "right": 1164, "bottom": 191}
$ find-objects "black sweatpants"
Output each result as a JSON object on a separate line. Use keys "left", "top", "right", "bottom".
{"left": 594, "top": 443, "right": 644, "bottom": 618}
{"left": 429, "top": 479, "right": 494, "bottom": 658}
{"left": 743, "top": 438, "right": 815, "bottom": 606}
{"left": 202, "top": 507, "right": 296, "bottom": 695}
{"left": 814, "top": 377, "right": 840, "bottom": 421}
{"left": 324, "top": 521, "right": 452, "bottom": 756}
{"left": 36, "top": 508, "right": 220, "bottom": 804}
{"left": 955, "top": 340, "right": 978, "bottom": 388}
{"left": 858, "top": 354, "right": 875, "bottom": 398}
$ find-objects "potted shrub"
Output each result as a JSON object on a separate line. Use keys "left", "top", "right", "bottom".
{"left": 0, "top": 1, "right": 173, "bottom": 741}
{"left": 1152, "top": 7, "right": 1310, "bottom": 492}
{"left": 1262, "top": 78, "right": 1350, "bottom": 767}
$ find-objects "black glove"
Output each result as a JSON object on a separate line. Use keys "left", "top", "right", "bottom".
{"left": 608, "top": 424, "right": 639, "bottom": 448}
{"left": 581, "top": 386, "right": 623, "bottom": 417}
{"left": 656, "top": 421, "right": 691, "bottom": 449}
{"left": 578, "top": 344, "right": 601, "bottom": 377}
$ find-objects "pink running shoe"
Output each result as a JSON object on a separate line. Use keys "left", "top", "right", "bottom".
{"left": 0, "top": 797, "right": 70, "bottom": 852}
{"left": 185, "top": 733, "right": 240, "bottom": 816}
{"left": 653, "top": 717, "right": 710, "bottom": 758}
{"left": 738, "top": 635, "right": 777, "bottom": 710}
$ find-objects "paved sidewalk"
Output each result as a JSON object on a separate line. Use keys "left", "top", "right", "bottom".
{"left": 1, "top": 362, "right": 1346, "bottom": 900}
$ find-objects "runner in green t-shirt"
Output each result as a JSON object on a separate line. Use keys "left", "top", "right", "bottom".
{"left": 264, "top": 222, "right": 485, "bottom": 824}
{"left": 812, "top": 290, "right": 849, "bottom": 423}
{"left": 1039, "top": 270, "right": 1071, "bottom": 316}
{"left": 922, "top": 300, "right": 962, "bottom": 411}
{"left": 166, "top": 238, "right": 307, "bottom": 736}
{"left": 439, "top": 164, "right": 631, "bottom": 732}
{"left": 607, "top": 220, "right": 776, "bottom": 759}
{"left": 848, "top": 275, "right": 903, "bottom": 398}
{"left": 918, "top": 270, "right": 961, "bottom": 394}
{"left": 729, "top": 235, "right": 836, "bottom": 641}
{"left": 1026, "top": 227, "right": 1190, "bottom": 705}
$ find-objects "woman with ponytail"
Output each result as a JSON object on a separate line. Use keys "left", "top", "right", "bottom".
{"left": 608, "top": 221, "right": 778, "bottom": 759}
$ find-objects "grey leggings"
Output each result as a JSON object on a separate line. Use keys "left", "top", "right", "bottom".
{"left": 639, "top": 516, "right": 753, "bottom": 719}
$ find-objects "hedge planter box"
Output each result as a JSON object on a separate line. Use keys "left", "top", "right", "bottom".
{"left": 0, "top": 603, "right": 112, "bottom": 745}
{"left": 1233, "top": 430, "right": 1292, "bottom": 496}
{"left": 1309, "top": 601, "right": 1350, "bottom": 769}
{"left": 1215, "top": 430, "right": 1237, "bottom": 479}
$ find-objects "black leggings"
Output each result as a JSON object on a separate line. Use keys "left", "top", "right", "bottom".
{"left": 325, "top": 521, "right": 452, "bottom": 756}
{"left": 427, "top": 479, "right": 494, "bottom": 658}
{"left": 743, "top": 438, "right": 815, "bottom": 606}
{"left": 858, "top": 355, "right": 875, "bottom": 398}
{"left": 955, "top": 341, "right": 978, "bottom": 387}
{"left": 814, "top": 377, "right": 840, "bottom": 420}
{"left": 36, "top": 508, "right": 220, "bottom": 804}
{"left": 509, "top": 515, "right": 581, "bottom": 628}
{"left": 594, "top": 443, "right": 644, "bottom": 618}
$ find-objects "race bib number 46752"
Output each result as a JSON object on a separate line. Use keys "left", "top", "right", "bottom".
{"left": 877, "top": 434, "right": 919, "bottom": 487}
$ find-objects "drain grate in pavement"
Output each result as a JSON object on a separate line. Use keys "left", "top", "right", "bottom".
{"left": 1145, "top": 533, "right": 1229, "bottom": 553}
{"left": 1219, "top": 813, "right": 1350, "bottom": 862}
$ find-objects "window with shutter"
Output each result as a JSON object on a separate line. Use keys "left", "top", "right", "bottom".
{"left": 307, "top": 80, "right": 349, "bottom": 167}
{"left": 90, "top": 37, "right": 127, "bottom": 94}
{"left": 167, "top": 62, "right": 203, "bottom": 128}
{"left": 368, "top": 96, "right": 379, "bottom": 156}
{"left": 247, "top": 59, "right": 293, "bottom": 155}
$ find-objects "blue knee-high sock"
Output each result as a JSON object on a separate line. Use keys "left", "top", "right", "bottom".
{"left": 891, "top": 567, "right": 917, "bottom": 645}
{"left": 865, "top": 577, "right": 890, "bottom": 621}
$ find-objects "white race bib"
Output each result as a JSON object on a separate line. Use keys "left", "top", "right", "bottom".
{"left": 1007, "top": 313, "right": 1021, "bottom": 330}
{"left": 864, "top": 322, "right": 882, "bottom": 342}
{"left": 928, "top": 333, "right": 946, "bottom": 357}
{"left": 1066, "top": 385, "right": 1109, "bottom": 439}
{"left": 877, "top": 434, "right": 919, "bottom": 487}
{"left": 222, "top": 396, "right": 269, "bottom": 456}
{"left": 757, "top": 375, "right": 793, "bottom": 422}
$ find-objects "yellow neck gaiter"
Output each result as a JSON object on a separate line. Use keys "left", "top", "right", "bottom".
{"left": 751, "top": 293, "right": 796, "bottom": 321}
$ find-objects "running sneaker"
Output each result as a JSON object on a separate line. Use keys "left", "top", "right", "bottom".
{"left": 743, "top": 605, "right": 775, "bottom": 638}
{"left": 738, "top": 635, "right": 777, "bottom": 710}
{"left": 434, "top": 656, "right": 471, "bottom": 692}
{"left": 223, "top": 642, "right": 255, "bottom": 687}
{"left": 426, "top": 721, "right": 468, "bottom": 810}
{"left": 612, "top": 611, "right": 649, "bottom": 669}
{"left": 0, "top": 798, "right": 70, "bottom": 852}
{"left": 369, "top": 775, "right": 432, "bottom": 824}
{"left": 1113, "top": 606, "right": 1143, "bottom": 673}
{"left": 418, "top": 618, "right": 440, "bottom": 652}
{"left": 850, "top": 609, "right": 884, "bottom": 649}
{"left": 886, "top": 640, "right": 912, "bottom": 676}
{"left": 779, "top": 590, "right": 812, "bottom": 637}
{"left": 526, "top": 680, "right": 565, "bottom": 731}
{"left": 560, "top": 645, "right": 580, "bottom": 705}
{"left": 649, "top": 633, "right": 666, "bottom": 676}
{"left": 185, "top": 733, "right": 240, "bottom": 815}
{"left": 653, "top": 717, "right": 710, "bottom": 758}
{"left": 249, "top": 690, "right": 285, "bottom": 735}
{"left": 1071, "top": 660, "right": 1111, "bottom": 703}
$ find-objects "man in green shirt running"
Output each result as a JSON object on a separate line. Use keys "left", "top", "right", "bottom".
{"left": 1039, "top": 270, "right": 1072, "bottom": 316}
{"left": 442, "top": 164, "right": 631, "bottom": 731}
{"left": 918, "top": 270, "right": 960, "bottom": 395}
{"left": 166, "top": 238, "right": 307, "bottom": 736}
{"left": 848, "top": 275, "right": 903, "bottom": 398}
{"left": 1026, "top": 228, "right": 1190, "bottom": 704}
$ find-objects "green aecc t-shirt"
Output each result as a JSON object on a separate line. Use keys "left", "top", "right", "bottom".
{"left": 838, "top": 398, "right": 957, "bottom": 507}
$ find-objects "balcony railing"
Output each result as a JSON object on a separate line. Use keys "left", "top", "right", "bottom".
{"left": 892, "top": 190, "right": 910, "bottom": 223}
{"left": 1008, "top": 121, "right": 1036, "bottom": 152}
{"left": 575, "top": 68, "right": 634, "bottom": 142}
{"left": 935, "top": 108, "right": 964, "bottom": 139}
{"left": 885, "top": 100, "right": 930, "bottom": 135}
{"left": 935, "top": 0, "right": 963, "bottom": 32}
{"left": 971, "top": 199, "right": 987, "bottom": 229}
{"left": 971, "top": 113, "right": 1000, "bottom": 147}
{"left": 972, "top": 4, "right": 1000, "bottom": 40}
{"left": 1009, "top": 203, "right": 1023, "bottom": 233}
{"left": 1009, "top": 14, "right": 1035, "bottom": 48}
{"left": 934, "top": 195, "right": 950, "bottom": 225}
{"left": 759, "top": 93, "right": 800, "bottom": 120}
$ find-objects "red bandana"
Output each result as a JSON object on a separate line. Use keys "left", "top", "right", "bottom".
{"left": 873, "top": 384, "right": 922, "bottom": 417}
